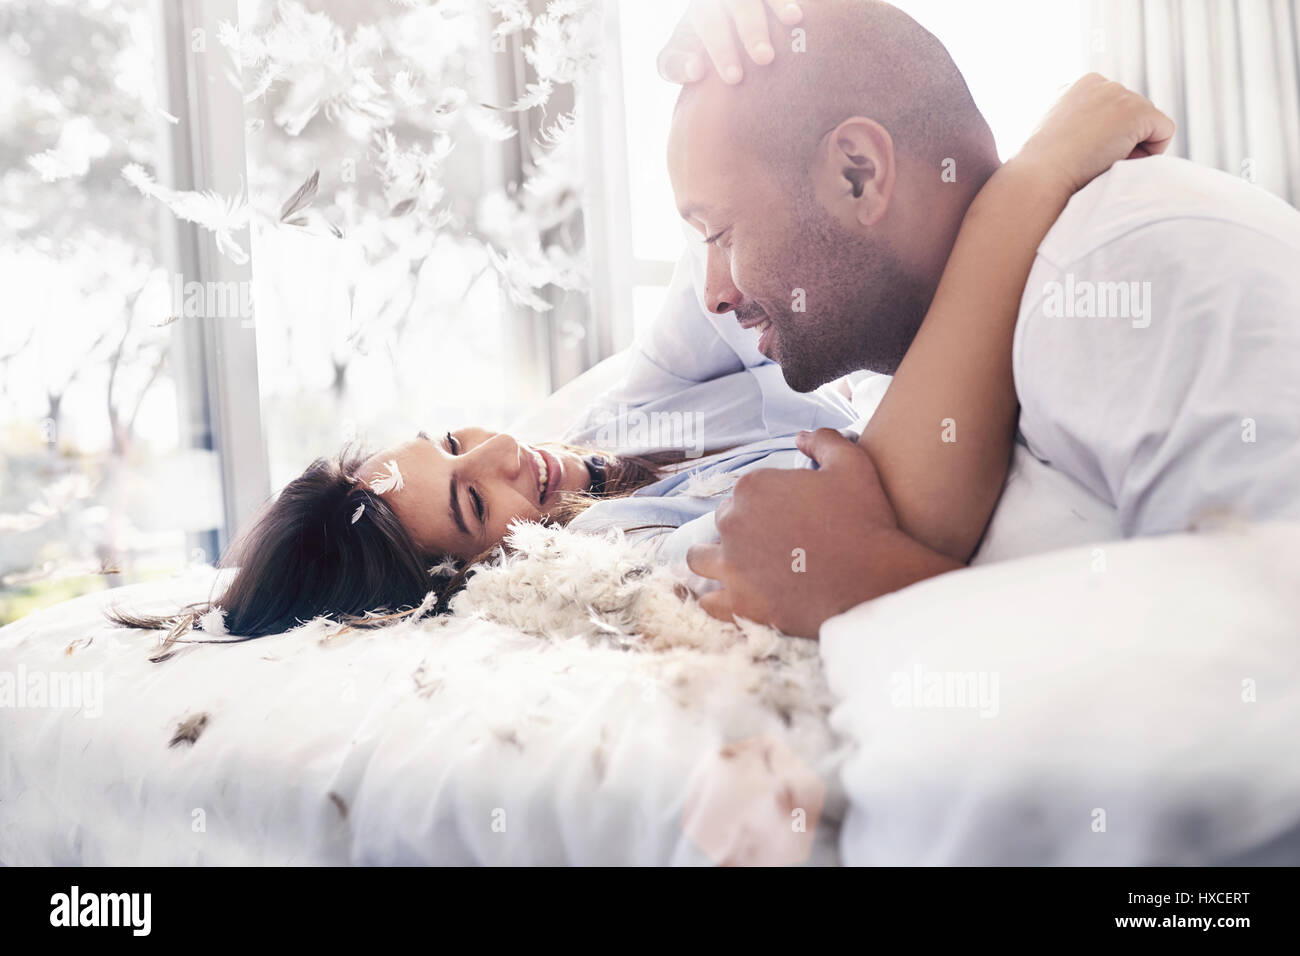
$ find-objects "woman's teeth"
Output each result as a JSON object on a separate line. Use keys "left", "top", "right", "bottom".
{"left": 533, "top": 449, "right": 549, "bottom": 501}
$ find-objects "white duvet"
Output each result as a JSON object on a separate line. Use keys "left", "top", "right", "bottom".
{"left": 0, "top": 527, "right": 844, "bottom": 867}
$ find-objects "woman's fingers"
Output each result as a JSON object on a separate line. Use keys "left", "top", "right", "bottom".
{"left": 690, "top": 1, "right": 745, "bottom": 84}
{"left": 656, "top": 43, "right": 706, "bottom": 84}
{"left": 726, "top": 0, "right": 776, "bottom": 68}
{"left": 660, "top": 1, "right": 803, "bottom": 85}
{"left": 1121, "top": 103, "right": 1174, "bottom": 159}
{"left": 1018, "top": 74, "right": 1179, "bottom": 192}
{"left": 772, "top": 1, "right": 804, "bottom": 27}
{"left": 1139, "top": 105, "right": 1176, "bottom": 155}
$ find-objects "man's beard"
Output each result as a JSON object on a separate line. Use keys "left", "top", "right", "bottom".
{"left": 770, "top": 201, "right": 932, "bottom": 392}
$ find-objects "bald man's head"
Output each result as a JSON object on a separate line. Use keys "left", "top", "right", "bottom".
{"left": 668, "top": 0, "right": 1000, "bottom": 386}
{"left": 678, "top": 0, "right": 996, "bottom": 184}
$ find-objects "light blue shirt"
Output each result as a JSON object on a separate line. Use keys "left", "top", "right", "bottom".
{"left": 567, "top": 438, "right": 835, "bottom": 567}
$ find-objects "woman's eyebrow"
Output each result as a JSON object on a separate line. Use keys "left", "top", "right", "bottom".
{"left": 421, "top": 432, "right": 470, "bottom": 537}
{"left": 447, "top": 476, "right": 469, "bottom": 537}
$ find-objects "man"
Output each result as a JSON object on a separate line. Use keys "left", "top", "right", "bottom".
{"left": 647, "top": 0, "right": 1300, "bottom": 635}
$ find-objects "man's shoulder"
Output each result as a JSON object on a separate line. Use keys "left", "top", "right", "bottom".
{"left": 1037, "top": 156, "right": 1300, "bottom": 267}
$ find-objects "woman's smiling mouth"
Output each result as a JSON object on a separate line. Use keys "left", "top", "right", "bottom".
{"left": 525, "top": 445, "right": 564, "bottom": 507}
{"left": 539, "top": 448, "right": 562, "bottom": 506}
{"left": 525, "top": 445, "right": 547, "bottom": 503}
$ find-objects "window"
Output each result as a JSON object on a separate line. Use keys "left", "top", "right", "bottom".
{"left": 234, "top": 0, "right": 599, "bottom": 490}
{"left": 614, "top": 0, "right": 690, "bottom": 340}
{"left": 894, "top": 0, "right": 1087, "bottom": 158}
{"left": 0, "top": 0, "right": 222, "bottom": 625}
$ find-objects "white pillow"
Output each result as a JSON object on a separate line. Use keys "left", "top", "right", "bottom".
{"left": 820, "top": 522, "right": 1300, "bottom": 865}
{"left": 508, "top": 352, "right": 628, "bottom": 444}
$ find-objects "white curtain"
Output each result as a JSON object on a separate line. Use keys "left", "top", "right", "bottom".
{"left": 1085, "top": 0, "right": 1300, "bottom": 206}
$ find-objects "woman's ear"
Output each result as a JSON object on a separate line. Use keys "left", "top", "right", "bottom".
{"left": 814, "top": 117, "right": 896, "bottom": 228}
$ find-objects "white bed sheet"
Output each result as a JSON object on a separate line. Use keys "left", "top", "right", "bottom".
{"left": 0, "top": 566, "right": 844, "bottom": 865}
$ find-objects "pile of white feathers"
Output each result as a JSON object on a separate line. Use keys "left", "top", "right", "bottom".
{"left": 449, "top": 521, "right": 844, "bottom": 764}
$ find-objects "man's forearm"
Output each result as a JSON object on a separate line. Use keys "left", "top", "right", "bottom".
{"left": 873, "top": 527, "right": 966, "bottom": 595}
{"left": 826, "top": 527, "right": 966, "bottom": 624}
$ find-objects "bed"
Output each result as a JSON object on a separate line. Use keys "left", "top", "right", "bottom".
{"left": 3, "top": 355, "right": 1298, "bottom": 866}
{"left": 0, "top": 561, "right": 846, "bottom": 866}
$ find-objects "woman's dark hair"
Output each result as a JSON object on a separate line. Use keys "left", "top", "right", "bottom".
{"left": 107, "top": 444, "right": 680, "bottom": 653}
{"left": 108, "top": 450, "right": 437, "bottom": 647}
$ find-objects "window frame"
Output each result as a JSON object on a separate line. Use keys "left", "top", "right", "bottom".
{"left": 582, "top": 0, "right": 683, "bottom": 348}
{"left": 155, "top": 0, "right": 268, "bottom": 558}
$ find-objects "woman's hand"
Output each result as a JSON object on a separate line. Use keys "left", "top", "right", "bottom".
{"left": 1016, "top": 73, "right": 1176, "bottom": 194}
{"left": 657, "top": 0, "right": 803, "bottom": 85}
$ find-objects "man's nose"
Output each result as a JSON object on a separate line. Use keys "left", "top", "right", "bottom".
{"left": 704, "top": 244, "right": 741, "bottom": 315}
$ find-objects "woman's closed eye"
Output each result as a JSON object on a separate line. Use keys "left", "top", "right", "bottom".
{"left": 443, "top": 431, "right": 486, "bottom": 527}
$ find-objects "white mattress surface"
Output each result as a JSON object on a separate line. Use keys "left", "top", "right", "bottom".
{"left": 0, "top": 566, "right": 843, "bottom": 866}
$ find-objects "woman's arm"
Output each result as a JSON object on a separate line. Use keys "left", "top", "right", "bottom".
{"left": 858, "top": 161, "right": 1071, "bottom": 562}
{"left": 858, "top": 75, "right": 1174, "bottom": 563}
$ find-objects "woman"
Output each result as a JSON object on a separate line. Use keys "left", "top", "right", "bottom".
{"left": 111, "top": 75, "right": 1172, "bottom": 642}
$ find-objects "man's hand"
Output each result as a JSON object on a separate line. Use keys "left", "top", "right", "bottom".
{"left": 686, "top": 429, "right": 964, "bottom": 638}
{"left": 657, "top": 0, "right": 803, "bottom": 85}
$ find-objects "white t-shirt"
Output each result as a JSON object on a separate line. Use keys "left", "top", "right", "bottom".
{"left": 1013, "top": 156, "right": 1300, "bottom": 536}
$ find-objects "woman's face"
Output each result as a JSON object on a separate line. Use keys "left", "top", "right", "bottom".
{"left": 358, "top": 428, "right": 593, "bottom": 560}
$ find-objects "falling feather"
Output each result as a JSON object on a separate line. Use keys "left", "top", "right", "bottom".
{"left": 681, "top": 471, "right": 740, "bottom": 498}
{"left": 279, "top": 169, "right": 320, "bottom": 221}
{"left": 368, "top": 460, "right": 404, "bottom": 495}
{"left": 169, "top": 712, "right": 209, "bottom": 748}
{"left": 537, "top": 111, "right": 577, "bottom": 147}
{"left": 197, "top": 606, "right": 229, "bottom": 635}
{"left": 121, "top": 164, "right": 250, "bottom": 265}
{"left": 506, "top": 80, "right": 553, "bottom": 112}
{"left": 392, "top": 71, "right": 427, "bottom": 107}
{"left": 465, "top": 107, "right": 518, "bottom": 141}
{"left": 428, "top": 557, "right": 460, "bottom": 578}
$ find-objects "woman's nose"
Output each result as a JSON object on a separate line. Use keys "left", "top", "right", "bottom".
{"left": 474, "top": 432, "right": 522, "bottom": 479}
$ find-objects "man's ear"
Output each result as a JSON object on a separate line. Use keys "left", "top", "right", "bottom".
{"left": 814, "top": 117, "right": 895, "bottom": 228}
